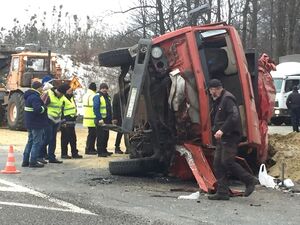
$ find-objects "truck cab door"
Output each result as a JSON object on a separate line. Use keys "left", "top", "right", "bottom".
{"left": 6, "top": 56, "right": 20, "bottom": 90}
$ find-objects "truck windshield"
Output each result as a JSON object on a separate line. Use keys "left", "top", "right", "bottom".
{"left": 26, "top": 57, "right": 49, "bottom": 72}
{"left": 273, "top": 78, "right": 283, "bottom": 93}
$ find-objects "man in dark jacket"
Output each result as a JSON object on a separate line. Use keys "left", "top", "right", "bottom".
{"left": 207, "top": 79, "right": 256, "bottom": 200}
{"left": 286, "top": 86, "right": 300, "bottom": 132}
{"left": 22, "top": 81, "right": 48, "bottom": 168}
{"left": 93, "top": 83, "right": 113, "bottom": 157}
{"left": 61, "top": 85, "right": 83, "bottom": 159}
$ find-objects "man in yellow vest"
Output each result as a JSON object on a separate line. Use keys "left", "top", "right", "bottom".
{"left": 83, "top": 82, "right": 97, "bottom": 155}
{"left": 61, "top": 85, "right": 83, "bottom": 159}
{"left": 41, "top": 83, "right": 69, "bottom": 163}
{"left": 93, "top": 83, "right": 113, "bottom": 157}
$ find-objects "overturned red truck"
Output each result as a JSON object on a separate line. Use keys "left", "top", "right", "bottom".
{"left": 98, "top": 22, "right": 276, "bottom": 193}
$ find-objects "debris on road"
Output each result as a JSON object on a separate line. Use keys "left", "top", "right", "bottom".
{"left": 177, "top": 191, "right": 200, "bottom": 200}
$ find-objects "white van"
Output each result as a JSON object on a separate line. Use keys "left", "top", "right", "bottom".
{"left": 270, "top": 62, "right": 300, "bottom": 125}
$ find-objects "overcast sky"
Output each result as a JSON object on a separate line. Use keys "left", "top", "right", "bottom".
{"left": 0, "top": 0, "right": 133, "bottom": 30}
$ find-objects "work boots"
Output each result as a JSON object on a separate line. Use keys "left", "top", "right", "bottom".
{"left": 72, "top": 154, "right": 83, "bottom": 159}
{"left": 208, "top": 193, "right": 230, "bottom": 200}
{"left": 115, "top": 147, "right": 124, "bottom": 154}
{"left": 244, "top": 177, "right": 258, "bottom": 197}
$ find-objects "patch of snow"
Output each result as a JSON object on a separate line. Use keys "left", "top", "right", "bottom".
{"left": 56, "top": 54, "right": 120, "bottom": 115}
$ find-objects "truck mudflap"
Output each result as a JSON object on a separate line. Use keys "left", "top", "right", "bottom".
{"left": 257, "top": 54, "right": 276, "bottom": 162}
{"left": 173, "top": 144, "right": 216, "bottom": 193}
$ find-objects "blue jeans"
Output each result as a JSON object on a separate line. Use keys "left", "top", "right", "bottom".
{"left": 23, "top": 128, "right": 45, "bottom": 164}
{"left": 40, "top": 126, "right": 52, "bottom": 159}
{"left": 47, "top": 121, "right": 59, "bottom": 161}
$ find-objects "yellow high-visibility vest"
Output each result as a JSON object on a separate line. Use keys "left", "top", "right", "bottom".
{"left": 63, "top": 96, "right": 77, "bottom": 117}
{"left": 83, "top": 89, "right": 96, "bottom": 127}
{"left": 97, "top": 94, "right": 111, "bottom": 119}
{"left": 47, "top": 89, "right": 64, "bottom": 120}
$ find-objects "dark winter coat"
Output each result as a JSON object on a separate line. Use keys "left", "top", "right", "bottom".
{"left": 112, "top": 92, "right": 122, "bottom": 125}
{"left": 24, "top": 89, "right": 48, "bottom": 129}
{"left": 210, "top": 90, "right": 242, "bottom": 141}
{"left": 286, "top": 90, "right": 300, "bottom": 110}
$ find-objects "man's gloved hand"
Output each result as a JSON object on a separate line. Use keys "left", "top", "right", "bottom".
{"left": 112, "top": 119, "right": 118, "bottom": 125}
{"left": 98, "top": 119, "right": 105, "bottom": 126}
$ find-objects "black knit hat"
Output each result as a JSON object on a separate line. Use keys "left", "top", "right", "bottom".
{"left": 99, "top": 83, "right": 108, "bottom": 89}
{"left": 31, "top": 81, "right": 43, "bottom": 90}
{"left": 89, "top": 82, "right": 97, "bottom": 91}
{"left": 57, "top": 83, "right": 71, "bottom": 94}
{"left": 208, "top": 79, "right": 222, "bottom": 88}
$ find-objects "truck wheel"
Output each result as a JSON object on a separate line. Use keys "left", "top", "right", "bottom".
{"left": 98, "top": 48, "right": 133, "bottom": 67}
{"left": 7, "top": 92, "right": 25, "bottom": 130}
{"left": 109, "top": 158, "right": 160, "bottom": 176}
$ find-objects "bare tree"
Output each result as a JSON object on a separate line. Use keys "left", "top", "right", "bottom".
{"left": 275, "top": 0, "right": 287, "bottom": 59}
{"left": 286, "top": 0, "right": 300, "bottom": 54}
{"left": 242, "top": 0, "right": 250, "bottom": 48}
{"left": 249, "top": 0, "right": 258, "bottom": 49}
{"left": 156, "top": 0, "right": 166, "bottom": 34}
{"left": 216, "top": 0, "right": 221, "bottom": 22}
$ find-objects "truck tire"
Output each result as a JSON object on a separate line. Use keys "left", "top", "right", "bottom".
{"left": 98, "top": 48, "right": 133, "bottom": 67}
{"left": 109, "top": 158, "right": 160, "bottom": 176}
{"left": 7, "top": 92, "right": 25, "bottom": 130}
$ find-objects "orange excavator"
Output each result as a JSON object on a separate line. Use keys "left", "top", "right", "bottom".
{"left": 0, "top": 44, "right": 63, "bottom": 130}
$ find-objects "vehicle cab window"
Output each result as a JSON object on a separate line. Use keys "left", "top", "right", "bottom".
{"left": 285, "top": 79, "right": 300, "bottom": 92}
{"left": 11, "top": 57, "right": 19, "bottom": 71}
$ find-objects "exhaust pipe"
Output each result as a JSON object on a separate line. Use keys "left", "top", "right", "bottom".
{"left": 47, "top": 50, "right": 51, "bottom": 74}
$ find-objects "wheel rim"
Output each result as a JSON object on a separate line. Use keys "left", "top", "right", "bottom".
{"left": 9, "top": 103, "right": 17, "bottom": 122}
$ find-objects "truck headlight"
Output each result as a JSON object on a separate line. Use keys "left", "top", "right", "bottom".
{"left": 151, "top": 47, "right": 163, "bottom": 59}
{"left": 274, "top": 109, "right": 280, "bottom": 115}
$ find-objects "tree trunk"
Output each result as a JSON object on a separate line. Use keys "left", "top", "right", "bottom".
{"left": 227, "top": 0, "right": 232, "bottom": 24}
{"left": 216, "top": 0, "right": 221, "bottom": 22}
{"left": 207, "top": 0, "right": 212, "bottom": 23}
{"left": 250, "top": 0, "right": 258, "bottom": 49}
{"left": 190, "top": 0, "right": 200, "bottom": 25}
{"left": 275, "top": 0, "right": 287, "bottom": 58}
{"left": 270, "top": 0, "right": 274, "bottom": 56}
{"left": 156, "top": 0, "right": 165, "bottom": 34}
{"left": 242, "top": 0, "right": 250, "bottom": 48}
{"left": 286, "top": 0, "right": 300, "bottom": 54}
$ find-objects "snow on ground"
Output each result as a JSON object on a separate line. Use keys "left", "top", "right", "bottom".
{"left": 56, "top": 55, "right": 119, "bottom": 115}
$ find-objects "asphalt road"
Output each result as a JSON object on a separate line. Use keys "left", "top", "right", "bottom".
{"left": 0, "top": 126, "right": 299, "bottom": 225}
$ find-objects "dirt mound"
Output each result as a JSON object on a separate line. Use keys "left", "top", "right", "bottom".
{"left": 268, "top": 132, "right": 300, "bottom": 181}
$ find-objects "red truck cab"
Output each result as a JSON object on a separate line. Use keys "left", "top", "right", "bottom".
{"left": 99, "top": 22, "right": 275, "bottom": 192}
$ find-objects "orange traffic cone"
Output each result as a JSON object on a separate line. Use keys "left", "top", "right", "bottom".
{"left": 1, "top": 145, "right": 20, "bottom": 174}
